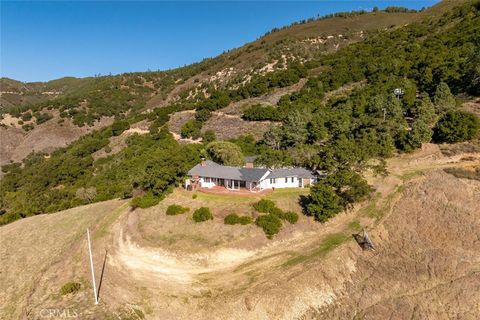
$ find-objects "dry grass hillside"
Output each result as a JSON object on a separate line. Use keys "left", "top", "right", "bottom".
{"left": 1, "top": 143, "right": 479, "bottom": 319}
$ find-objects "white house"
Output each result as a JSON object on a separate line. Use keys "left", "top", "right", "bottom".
{"left": 185, "top": 158, "right": 316, "bottom": 192}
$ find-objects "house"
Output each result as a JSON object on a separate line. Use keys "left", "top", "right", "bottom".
{"left": 185, "top": 158, "right": 316, "bottom": 192}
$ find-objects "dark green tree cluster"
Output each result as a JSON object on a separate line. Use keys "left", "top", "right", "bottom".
{"left": 236, "top": 64, "right": 307, "bottom": 99}
{"left": 307, "top": 169, "right": 372, "bottom": 222}
{"left": 0, "top": 127, "right": 201, "bottom": 224}
{"left": 206, "top": 141, "right": 245, "bottom": 166}
{"left": 433, "top": 111, "right": 480, "bottom": 143}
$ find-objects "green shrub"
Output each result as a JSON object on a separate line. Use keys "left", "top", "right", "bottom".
{"left": 35, "top": 112, "right": 53, "bottom": 124}
{"left": 60, "top": 282, "right": 81, "bottom": 295}
{"left": 242, "top": 104, "right": 284, "bottom": 121}
{"left": 131, "top": 193, "right": 161, "bottom": 209}
{"left": 122, "top": 189, "right": 133, "bottom": 199}
{"left": 166, "top": 204, "right": 189, "bottom": 215}
{"left": 255, "top": 214, "right": 282, "bottom": 237}
{"left": 192, "top": 207, "right": 213, "bottom": 222}
{"left": 281, "top": 211, "right": 299, "bottom": 224}
{"left": 181, "top": 120, "right": 202, "bottom": 139}
{"left": 22, "top": 123, "right": 34, "bottom": 131}
{"left": 224, "top": 213, "right": 253, "bottom": 225}
{"left": 433, "top": 111, "right": 480, "bottom": 143}
{"left": 111, "top": 120, "right": 130, "bottom": 136}
{"left": 192, "top": 194, "right": 198, "bottom": 199}
{"left": 253, "top": 199, "right": 276, "bottom": 213}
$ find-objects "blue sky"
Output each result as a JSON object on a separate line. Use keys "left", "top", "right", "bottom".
{"left": 1, "top": 1, "right": 438, "bottom": 82}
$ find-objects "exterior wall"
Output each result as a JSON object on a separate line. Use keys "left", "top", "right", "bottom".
{"left": 188, "top": 175, "right": 314, "bottom": 191}
{"left": 302, "top": 178, "right": 312, "bottom": 186}
{"left": 199, "top": 177, "right": 216, "bottom": 188}
{"left": 259, "top": 176, "right": 310, "bottom": 189}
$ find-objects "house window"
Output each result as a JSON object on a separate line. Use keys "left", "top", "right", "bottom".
{"left": 204, "top": 177, "right": 211, "bottom": 183}
{"left": 291, "top": 177, "right": 294, "bottom": 183}
{"left": 285, "top": 177, "right": 288, "bottom": 183}
{"left": 270, "top": 178, "right": 276, "bottom": 184}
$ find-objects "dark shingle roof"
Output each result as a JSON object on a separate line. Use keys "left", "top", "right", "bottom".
{"left": 268, "top": 167, "right": 316, "bottom": 179}
{"left": 187, "top": 161, "right": 269, "bottom": 182}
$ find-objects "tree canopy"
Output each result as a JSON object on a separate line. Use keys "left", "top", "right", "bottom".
{"left": 206, "top": 141, "right": 245, "bottom": 166}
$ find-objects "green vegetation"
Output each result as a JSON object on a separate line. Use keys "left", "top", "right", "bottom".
{"left": 433, "top": 111, "right": 480, "bottom": 143}
{"left": 348, "top": 220, "right": 362, "bottom": 232}
{"left": 0, "top": 128, "right": 200, "bottom": 224}
{"left": 166, "top": 204, "right": 190, "bottom": 215}
{"left": 242, "top": 104, "right": 284, "bottom": 121}
{"left": 255, "top": 214, "right": 282, "bottom": 238}
{"left": 306, "top": 184, "right": 343, "bottom": 222}
{"left": 307, "top": 169, "right": 372, "bottom": 222}
{"left": 111, "top": 119, "right": 130, "bottom": 136}
{"left": 224, "top": 213, "right": 253, "bottom": 225}
{"left": 236, "top": 64, "right": 307, "bottom": 99}
{"left": 206, "top": 141, "right": 245, "bottom": 166}
{"left": 281, "top": 211, "right": 299, "bottom": 224}
{"left": 252, "top": 199, "right": 298, "bottom": 236}
{"left": 181, "top": 120, "right": 202, "bottom": 139}
{"left": 131, "top": 193, "right": 161, "bottom": 209}
{"left": 202, "top": 130, "right": 216, "bottom": 143}
{"left": 253, "top": 199, "right": 277, "bottom": 213}
{"left": 192, "top": 207, "right": 213, "bottom": 222}
{"left": 60, "top": 282, "right": 81, "bottom": 295}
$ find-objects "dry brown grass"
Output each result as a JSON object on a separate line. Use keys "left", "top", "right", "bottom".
{"left": 2, "top": 143, "right": 480, "bottom": 319}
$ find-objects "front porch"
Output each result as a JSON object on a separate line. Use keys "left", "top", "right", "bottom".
{"left": 196, "top": 185, "right": 273, "bottom": 197}
{"left": 186, "top": 176, "right": 264, "bottom": 192}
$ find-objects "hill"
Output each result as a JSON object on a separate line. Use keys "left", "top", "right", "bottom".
{"left": 1, "top": 1, "right": 480, "bottom": 318}
{"left": 1, "top": 145, "right": 479, "bottom": 319}
{"left": 1, "top": 0, "right": 479, "bottom": 225}
{"left": 0, "top": 1, "right": 474, "bottom": 168}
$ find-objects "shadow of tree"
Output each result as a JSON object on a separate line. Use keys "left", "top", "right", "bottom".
{"left": 298, "top": 195, "right": 310, "bottom": 216}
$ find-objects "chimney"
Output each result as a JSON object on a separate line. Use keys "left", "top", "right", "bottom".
{"left": 201, "top": 157, "right": 207, "bottom": 167}
{"left": 244, "top": 156, "right": 256, "bottom": 168}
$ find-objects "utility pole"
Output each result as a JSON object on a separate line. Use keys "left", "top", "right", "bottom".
{"left": 87, "top": 228, "right": 99, "bottom": 305}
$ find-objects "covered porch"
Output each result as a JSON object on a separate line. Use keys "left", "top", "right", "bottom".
{"left": 196, "top": 185, "right": 272, "bottom": 196}
{"left": 197, "top": 176, "right": 263, "bottom": 192}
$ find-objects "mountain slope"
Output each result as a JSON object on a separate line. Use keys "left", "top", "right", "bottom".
{"left": 1, "top": 145, "right": 478, "bottom": 319}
